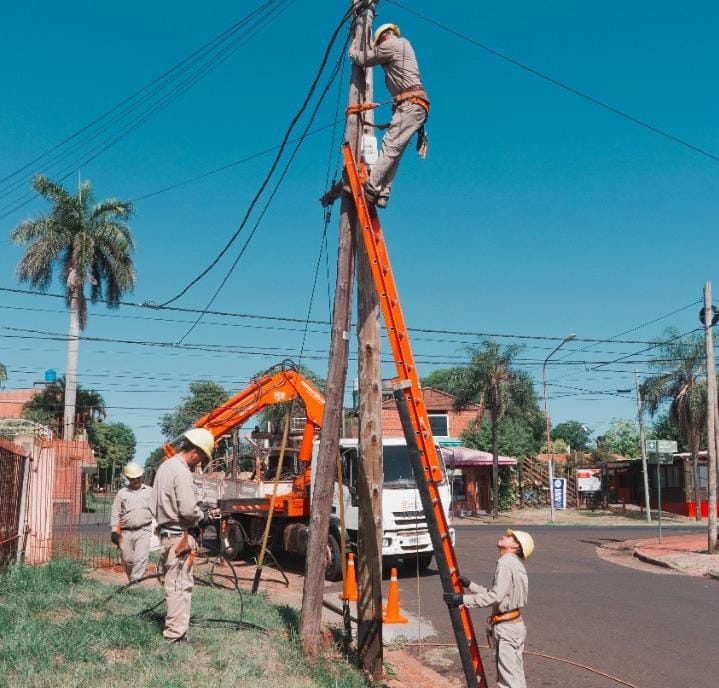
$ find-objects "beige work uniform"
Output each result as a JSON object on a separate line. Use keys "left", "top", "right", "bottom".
{"left": 463, "top": 553, "right": 529, "bottom": 688}
{"left": 349, "top": 35, "right": 428, "bottom": 203}
{"left": 110, "top": 484, "right": 153, "bottom": 582}
{"left": 152, "top": 454, "right": 203, "bottom": 640}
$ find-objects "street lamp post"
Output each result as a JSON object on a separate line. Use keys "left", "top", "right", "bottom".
{"left": 543, "top": 334, "right": 576, "bottom": 523}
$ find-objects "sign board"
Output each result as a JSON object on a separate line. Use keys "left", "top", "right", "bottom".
{"left": 577, "top": 468, "right": 602, "bottom": 493}
{"left": 645, "top": 439, "right": 677, "bottom": 465}
{"left": 552, "top": 478, "right": 567, "bottom": 509}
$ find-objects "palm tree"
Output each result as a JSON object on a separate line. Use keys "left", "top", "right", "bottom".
{"left": 453, "top": 340, "right": 537, "bottom": 519}
{"left": 11, "top": 175, "right": 135, "bottom": 439}
{"left": 640, "top": 328, "right": 707, "bottom": 522}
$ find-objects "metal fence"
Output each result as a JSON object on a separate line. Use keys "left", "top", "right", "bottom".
{"left": 0, "top": 441, "right": 30, "bottom": 569}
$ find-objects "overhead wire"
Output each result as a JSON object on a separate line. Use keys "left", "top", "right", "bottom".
{"left": 159, "top": 5, "right": 355, "bottom": 312}
{"left": 0, "top": 1, "right": 294, "bottom": 220}
{"left": 386, "top": 0, "right": 719, "bottom": 164}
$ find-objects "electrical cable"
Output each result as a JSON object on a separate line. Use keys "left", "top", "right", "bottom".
{"left": 175, "top": 31, "right": 351, "bottom": 342}
{"left": 159, "top": 6, "right": 355, "bottom": 310}
{"left": 387, "top": 0, "right": 719, "bottom": 165}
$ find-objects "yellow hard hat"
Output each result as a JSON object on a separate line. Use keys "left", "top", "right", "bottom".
{"left": 506, "top": 529, "right": 534, "bottom": 560}
{"left": 183, "top": 428, "right": 215, "bottom": 461}
{"left": 123, "top": 462, "right": 143, "bottom": 480}
{"left": 373, "top": 23, "right": 399, "bottom": 47}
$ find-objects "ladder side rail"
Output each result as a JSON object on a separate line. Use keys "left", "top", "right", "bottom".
{"left": 341, "top": 144, "right": 487, "bottom": 687}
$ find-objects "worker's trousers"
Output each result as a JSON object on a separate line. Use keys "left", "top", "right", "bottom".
{"left": 493, "top": 621, "right": 527, "bottom": 688}
{"left": 159, "top": 532, "right": 195, "bottom": 640}
{"left": 366, "top": 101, "right": 427, "bottom": 202}
{"left": 119, "top": 527, "right": 151, "bottom": 582}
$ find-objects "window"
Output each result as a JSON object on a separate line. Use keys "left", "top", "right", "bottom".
{"left": 450, "top": 471, "right": 466, "bottom": 502}
{"left": 661, "top": 463, "right": 682, "bottom": 488}
{"left": 428, "top": 413, "right": 449, "bottom": 437}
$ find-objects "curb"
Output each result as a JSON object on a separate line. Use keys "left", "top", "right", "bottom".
{"left": 632, "top": 548, "right": 673, "bottom": 569}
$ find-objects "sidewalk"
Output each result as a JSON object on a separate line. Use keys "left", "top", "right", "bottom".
{"left": 631, "top": 534, "right": 719, "bottom": 579}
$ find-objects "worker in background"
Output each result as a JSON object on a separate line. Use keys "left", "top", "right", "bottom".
{"left": 349, "top": 23, "right": 429, "bottom": 208}
{"left": 110, "top": 462, "right": 153, "bottom": 582}
{"left": 444, "top": 529, "right": 535, "bottom": 688}
{"left": 152, "top": 428, "right": 214, "bottom": 643}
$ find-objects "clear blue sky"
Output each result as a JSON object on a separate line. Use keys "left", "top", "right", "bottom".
{"left": 1, "top": 1, "right": 717, "bottom": 459}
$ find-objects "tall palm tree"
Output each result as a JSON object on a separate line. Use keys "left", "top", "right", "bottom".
{"left": 453, "top": 340, "right": 537, "bottom": 519}
{"left": 640, "top": 328, "right": 707, "bottom": 522}
{"left": 11, "top": 175, "right": 135, "bottom": 439}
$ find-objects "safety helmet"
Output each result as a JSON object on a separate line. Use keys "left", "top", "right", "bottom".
{"left": 373, "top": 23, "right": 399, "bottom": 47}
{"left": 506, "top": 529, "right": 534, "bottom": 560}
{"left": 123, "top": 462, "right": 143, "bottom": 480}
{"left": 182, "top": 428, "right": 215, "bottom": 461}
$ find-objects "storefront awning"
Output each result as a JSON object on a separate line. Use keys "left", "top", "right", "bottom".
{"left": 441, "top": 446, "right": 517, "bottom": 466}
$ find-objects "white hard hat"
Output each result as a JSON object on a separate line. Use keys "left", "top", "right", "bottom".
{"left": 373, "top": 23, "right": 399, "bottom": 47}
{"left": 506, "top": 529, "right": 534, "bottom": 560}
{"left": 183, "top": 428, "right": 215, "bottom": 461}
{"left": 123, "top": 462, "right": 143, "bottom": 480}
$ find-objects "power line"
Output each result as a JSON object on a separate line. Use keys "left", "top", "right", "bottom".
{"left": 160, "top": 6, "right": 354, "bottom": 312}
{"left": 387, "top": 0, "right": 719, "bottom": 165}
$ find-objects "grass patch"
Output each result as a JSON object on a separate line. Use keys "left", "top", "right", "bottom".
{"left": 0, "top": 561, "right": 372, "bottom": 688}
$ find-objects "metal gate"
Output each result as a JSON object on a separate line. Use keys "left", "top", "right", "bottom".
{"left": 0, "top": 440, "right": 30, "bottom": 569}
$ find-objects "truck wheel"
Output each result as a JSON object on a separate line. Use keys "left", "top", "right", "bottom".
{"left": 412, "top": 553, "right": 433, "bottom": 574}
{"left": 325, "top": 532, "right": 342, "bottom": 582}
{"left": 222, "top": 519, "right": 246, "bottom": 560}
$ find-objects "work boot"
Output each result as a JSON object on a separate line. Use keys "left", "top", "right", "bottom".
{"left": 169, "top": 634, "right": 197, "bottom": 647}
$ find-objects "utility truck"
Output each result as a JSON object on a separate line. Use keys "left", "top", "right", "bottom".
{"left": 169, "top": 363, "right": 453, "bottom": 580}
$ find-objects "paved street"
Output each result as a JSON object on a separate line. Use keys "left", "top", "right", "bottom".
{"left": 386, "top": 524, "right": 715, "bottom": 688}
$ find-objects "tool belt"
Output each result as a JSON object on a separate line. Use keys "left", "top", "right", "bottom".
{"left": 488, "top": 608, "right": 521, "bottom": 626}
{"left": 393, "top": 85, "right": 430, "bottom": 113}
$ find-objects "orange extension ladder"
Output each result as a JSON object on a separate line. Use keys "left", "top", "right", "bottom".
{"left": 341, "top": 144, "right": 487, "bottom": 688}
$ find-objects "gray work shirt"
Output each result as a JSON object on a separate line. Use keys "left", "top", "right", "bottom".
{"left": 463, "top": 553, "right": 528, "bottom": 614}
{"left": 349, "top": 35, "right": 424, "bottom": 97}
{"left": 110, "top": 484, "right": 153, "bottom": 530}
{"left": 152, "top": 454, "right": 202, "bottom": 530}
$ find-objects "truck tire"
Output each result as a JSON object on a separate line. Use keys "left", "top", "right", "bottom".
{"left": 325, "top": 532, "right": 342, "bottom": 582}
{"left": 222, "top": 519, "right": 246, "bottom": 560}
{"left": 411, "top": 553, "right": 433, "bottom": 574}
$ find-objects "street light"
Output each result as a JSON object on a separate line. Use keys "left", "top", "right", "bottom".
{"left": 543, "top": 334, "right": 576, "bottom": 523}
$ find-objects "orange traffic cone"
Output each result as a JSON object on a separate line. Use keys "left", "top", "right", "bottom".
{"left": 383, "top": 567, "right": 408, "bottom": 624}
{"left": 338, "top": 552, "right": 358, "bottom": 601}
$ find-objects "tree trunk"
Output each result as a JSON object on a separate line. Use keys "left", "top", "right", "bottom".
{"left": 491, "top": 417, "right": 499, "bottom": 519}
{"left": 63, "top": 277, "right": 81, "bottom": 440}
{"left": 703, "top": 281, "right": 717, "bottom": 552}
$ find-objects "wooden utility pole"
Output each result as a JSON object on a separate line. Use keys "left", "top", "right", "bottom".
{"left": 353, "top": 3, "right": 383, "bottom": 677}
{"left": 703, "top": 282, "right": 717, "bottom": 552}
{"left": 299, "top": 1, "right": 366, "bottom": 657}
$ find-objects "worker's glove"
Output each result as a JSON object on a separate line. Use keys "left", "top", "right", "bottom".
{"left": 443, "top": 592, "right": 464, "bottom": 607}
{"left": 110, "top": 532, "right": 120, "bottom": 547}
{"left": 197, "top": 512, "right": 213, "bottom": 529}
{"left": 458, "top": 575, "right": 472, "bottom": 589}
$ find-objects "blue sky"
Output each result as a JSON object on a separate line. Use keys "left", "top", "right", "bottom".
{"left": 1, "top": 1, "right": 717, "bottom": 459}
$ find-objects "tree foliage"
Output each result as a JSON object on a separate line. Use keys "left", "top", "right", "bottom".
{"left": 421, "top": 367, "right": 463, "bottom": 394}
{"left": 10, "top": 175, "right": 136, "bottom": 330}
{"left": 551, "top": 420, "right": 592, "bottom": 451}
{"left": 88, "top": 422, "right": 136, "bottom": 485}
{"left": 452, "top": 340, "right": 538, "bottom": 518}
{"left": 159, "top": 380, "right": 230, "bottom": 440}
{"left": 601, "top": 418, "right": 641, "bottom": 458}
{"left": 22, "top": 379, "right": 106, "bottom": 435}
{"left": 462, "top": 416, "right": 539, "bottom": 459}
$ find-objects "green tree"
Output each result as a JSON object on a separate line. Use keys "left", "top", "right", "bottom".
{"left": 88, "top": 422, "right": 136, "bottom": 487}
{"left": 602, "top": 418, "right": 641, "bottom": 457}
{"left": 453, "top": 340, "right": 538, "bottom": 519}
{"left": 160, "top": 380, "right": 229, "bottom": 439}
{"left": 22, "top": 379, "right": 105, "bottom": 436}
{"left": 11, "top": 175, "right": 135, "bottom": 439}
{"left": 144, "top": 447, "right": 166, "bottom": 481}
{"left": 421, "top": 367, "right": 463, "bottom": 394}
{"left": 462, "top": 416, "right": 539, "bottom": 459}
{"left": 649, "top": 412, "right": 684, "bottom": 450}
{"left": 640, "top": 328, "right": 707, "bottom": 521}
{"left": 551, "top": 420, "right": 592, "bottom": 451}
{"left": 0, "top": 362, "right": 6, "bottom": 388}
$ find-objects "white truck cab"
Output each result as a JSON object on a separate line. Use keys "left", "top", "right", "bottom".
{"left": 319, "top": 436, "right": 455, "bottom": 571}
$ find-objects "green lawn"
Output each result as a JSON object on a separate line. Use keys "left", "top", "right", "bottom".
{"left": 0, "top": 560, "right": 370, "bottom": 688}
